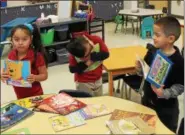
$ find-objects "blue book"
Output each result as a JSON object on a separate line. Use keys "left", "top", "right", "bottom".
{"left": 146, "top": 50, "right": 173, "bottom": 88}
{"left": 1, "top": 103, "right": 34, "bottom": 132}
{"left": 4, "top": 59, "right": 31, "bottom": 87}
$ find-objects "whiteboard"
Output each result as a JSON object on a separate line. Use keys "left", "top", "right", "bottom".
{"left": 57, "top": 1, "right": 72, "bottom": 19}
{"left": 171, "top": 1, "right": 184, "bottom": 16}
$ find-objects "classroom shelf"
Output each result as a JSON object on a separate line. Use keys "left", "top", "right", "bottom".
{"left": 44, "top": 40, "right": 71, "bottom": 48}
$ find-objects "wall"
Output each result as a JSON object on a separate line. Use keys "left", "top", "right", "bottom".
{"left": 7, "top": 1, "right": 30, "bottom": 7}
{"left": 149, "top": 0, "right": 168, "bottom": 10}
{"left": 124, "top": 1, "right": 138, "bottom": 9}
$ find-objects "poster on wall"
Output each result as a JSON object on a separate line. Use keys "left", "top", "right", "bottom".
{"left": 57, "top": 1, "right": 72, "bottom": 19}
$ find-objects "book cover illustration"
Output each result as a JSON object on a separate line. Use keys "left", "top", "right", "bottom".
{"left": 14, "top": 95, "right": 51, "bottom": 108}
{"left": 4, "top": 59, "right": 31, "bottom": 87}
{"left": 1, "top": 103, "right": 33, "bottom": 132}
{"left": 146, "top": 50, "right": 173, "bottom": 88}
{"left": 106, "top": 118, "right": 141, "bottom": 134}
{"left": 109, "top": 109, "right": 157, "bottom": 128}
{"left": 49, "top": 111, "right": 86, "bottom": 132}
{"left": 37, "top": 93, "right": 87, "bottom": 115}
{"left": 79, "top": 104, "right": 111, "bottom": 120}
{"left": 2, "top": 128, "right": 31, "bottom": 134}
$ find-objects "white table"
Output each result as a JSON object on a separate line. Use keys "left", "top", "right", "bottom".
{"left": 2, "top": 96, "right": 174, "bottom": 134}
{"left": 118, "top": 8, "right": 163, "bottom": 35}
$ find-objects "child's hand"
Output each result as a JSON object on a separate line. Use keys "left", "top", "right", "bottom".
{"left": 27, "top": 74, "right": 36, "bottom": 83}
{"left": 135, "top": 60, "right": 142, "bottom": 72}
{"left": 1, "top": 71, "right": 10, "bottom": 83}
{"left": 151, "top": 85, "right": 164, "bottom": 97}
{"left": 85, "top": 59, "right": 93, "bottom": 66}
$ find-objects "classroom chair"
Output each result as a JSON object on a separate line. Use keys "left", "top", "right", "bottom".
{"left": 145, "top": 4, "right": 155, "bottom": 9}
{"left": 114, "top": 15, "right": 124, "bottom": 33}
{"left": 59, "top": 89, "right": 93, "bottom": 98}
{"left": 141, "top": 16, "right": 154, "bottom": 39}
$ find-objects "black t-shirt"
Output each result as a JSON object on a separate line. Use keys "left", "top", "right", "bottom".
{"left": 143, "top": 46, "right": 184, "bottom": 107}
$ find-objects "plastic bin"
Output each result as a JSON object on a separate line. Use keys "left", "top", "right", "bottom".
{"left": 1, "top": 0, "right": 7, "bottom": 7}
{"left": 41, "top": 29, "right": 55, "bottom": 46}
{"left": 54, "top": 25, "right": 69, "bottom": 41}
{"left": 46, "top": 48, "right": 56, "bottom": 63}
{"left": 56, "top": 48, "right": 69, "bottom": 64}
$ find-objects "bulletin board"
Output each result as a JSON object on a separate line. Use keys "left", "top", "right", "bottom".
{"left": 0, "top": 2, "right": 58, "bottom": 25}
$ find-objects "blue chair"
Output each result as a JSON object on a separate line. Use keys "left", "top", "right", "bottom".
{"left": 141, "top": 17, "right": 154, "bottom": 39}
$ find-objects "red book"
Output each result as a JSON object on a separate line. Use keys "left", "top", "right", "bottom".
{"left": 37, "top": 93, "right": 86, "bottom": 115}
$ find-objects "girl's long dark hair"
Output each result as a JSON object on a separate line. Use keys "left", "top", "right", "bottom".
{"left": 10, "top": 24, "right": 48, "bottom": 68}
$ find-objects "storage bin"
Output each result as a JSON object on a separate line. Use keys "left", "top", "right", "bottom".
{"left": 46, "top": 48, "right": 56, "bottom": 63}
{"left": 54, "top": 25, "right": 69, "bottom": 41}
{"left": 41, "top": 28, "right": 54, "bottom": 46}
{"left": 56, "top": 48, "right": 69, "bottom": 64}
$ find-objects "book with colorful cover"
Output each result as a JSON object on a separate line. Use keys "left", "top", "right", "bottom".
{"left": 109, "top": 109, "right": 157, "bottom": 128}
{"left": 1, "top": 103, "right": 34, "bottom": 132}
{"left": 49, "top": 111, "right": 86, "bottom": 132}
{"left": 78, "top": 104, "right": 111, "bottom": 120}
{"left": 106, "top": 116, "right": 155, "bottom": 134}
{"left": 13, "top": 95, "right": 52, "bottom": 108}
{"left": 2, "top": 128, "right": 31, "bottom": 134}
{"left": 37, "top": 93, "right": 87, "bottom": 115}
{"left": 146, "top": 50, "right": 173, "bottom": 88}
{"left": 4, "top": 59, "right": 31, "bottom": 87}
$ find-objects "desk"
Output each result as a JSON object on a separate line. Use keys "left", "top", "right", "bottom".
{"left": 119, "top": 8, "right": 163, "bottom": 35}
{"left": 2, "top": 96, "right": 174, "bottom": 134}
{"left": 103, "top": 46, "right": 147, "bottom": 96}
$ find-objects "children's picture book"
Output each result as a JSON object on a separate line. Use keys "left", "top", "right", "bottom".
{"left": 1, "top": 103, "right": 34, "bottom": 132}
{"left": 106, "top": 116, "right": 155, "bottom": 134}
{"left": 2, "top": 128, "right": 31, "bottom": 134}
{"left": 106, "top": 118, "right": 141, "bottom": 134}
{"left": 78, "top": 104, "right": 111, "bottom": 120}
{"left": 146, "top": 50, "right": 173, "bottom": 88}
{"left": 109, "top": 109, "right": 157, "bottom": 128}
{"left": 49, "top": 111, "right": 86, "bottom": 132}
{"left": 4, "top": 59, "right": 31, "bottom": 87}
{"left": 37, "top": 93, "right": 87, "bottom": 115}
{"left": 13, "top": 95, "right": 52, "bottom": 108}
{"left": 136, "top": 54, "right": 150, "bottom": 79}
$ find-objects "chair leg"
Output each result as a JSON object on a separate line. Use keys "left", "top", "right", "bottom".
{"left": 115, "top": 24, "right": 119, "bottom": 33}
{"left": 128, "top": 87, "right": 132, "bottom": 100}
{"left": 116, "top": 79, "right": 121, "bottom": 93}
{"left": 131, "top": 20, "right": 135, "bottom": 35}
{"left": 120, "top": 80, "right": 124, "bottom": 98}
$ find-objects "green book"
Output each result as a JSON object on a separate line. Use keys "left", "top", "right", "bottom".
{"left": 2, "top": 128, "right": 30, "bottom": 134}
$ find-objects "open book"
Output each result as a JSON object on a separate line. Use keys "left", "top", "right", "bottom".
{"left": 136, "top": 50, "right": 173, "bottom": 88}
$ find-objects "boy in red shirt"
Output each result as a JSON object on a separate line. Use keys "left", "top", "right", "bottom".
{"left": 66, "top": 34, "right": 109, "bottom": 96}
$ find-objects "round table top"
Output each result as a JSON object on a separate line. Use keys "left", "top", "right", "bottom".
{"left": 2, "top": 95, "right": 174, "bottom": 134}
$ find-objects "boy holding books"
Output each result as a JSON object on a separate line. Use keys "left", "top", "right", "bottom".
{"left": 136, "top": 16, "right": 184, "bottom": 132}
{"left": 66, "top": 33, "right": 109, "bottom": 96}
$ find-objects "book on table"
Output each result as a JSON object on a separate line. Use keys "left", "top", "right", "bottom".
{"left": 1, "top": 103, "right": 34, "bottom": 132}
{"left": 35, "top": 93, "right": 87, "bottom": 115}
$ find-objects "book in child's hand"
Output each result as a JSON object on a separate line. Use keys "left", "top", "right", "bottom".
{"left": 78, "top": 104, "right": 111, "bottom": 120}
{"left": 146, "top": 50, "right": 173, "bottom": 88}
{"left": 1, "top": 103, "right": 34, "bottom": 132}
{"left": 4, "top": 59, "right": 31, "bottom": 87}
{"left": 2, "top": 128, "right": 31, "bottom": 134}
{"left": 136, "top": 54, "right": 150, "bottom": 79}
{"left": 49, "top": 111, "right": 86, "bottom": 132}
{"left": 37, "top": 93, "right": 87, "bottom": 115}
{"left": 110, "top": 109, "right": 157, "bottom": 128}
